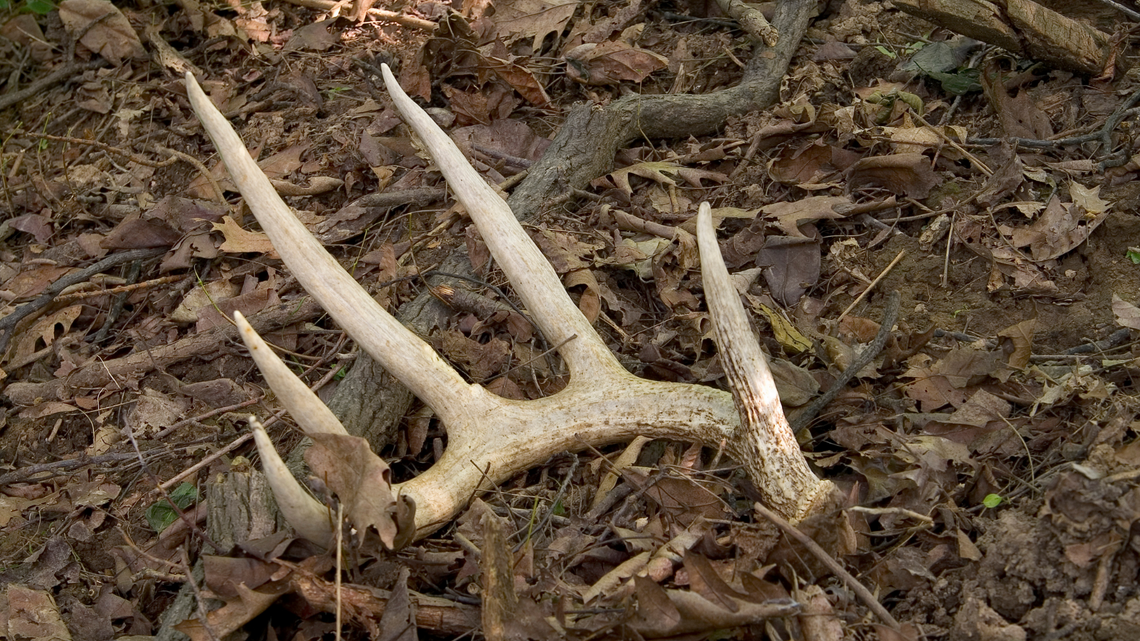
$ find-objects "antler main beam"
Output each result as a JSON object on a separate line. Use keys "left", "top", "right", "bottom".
{"left": 184, "top": 67, "right": 836, "bottom": 546}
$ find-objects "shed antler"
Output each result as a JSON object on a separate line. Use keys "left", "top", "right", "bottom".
{"left": 184, "top": 67, "right": 836, "bottom": 546}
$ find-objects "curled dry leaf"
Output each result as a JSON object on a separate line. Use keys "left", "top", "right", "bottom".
{"left": 58, "top": 0, "right": 146, "bottom": 65}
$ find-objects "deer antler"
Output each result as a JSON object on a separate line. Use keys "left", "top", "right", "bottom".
{"left": 184, "top": 67, "right": 836, "bottom": 546}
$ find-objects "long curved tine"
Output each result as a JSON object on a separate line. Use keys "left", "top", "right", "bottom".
{"left": 695, "top": 203, "right": 835, "bottom": 521}
{"left": 249, "top": 417, "right": 334, "bottom": 546}
{"left": 235, "top": 311, "right": 348, "bottom": 437}
{"left": 379, "top": 64, "right": 625, "bottom": 382}
{"left": 183, "top": 73, "right": 486, "bottom": 427}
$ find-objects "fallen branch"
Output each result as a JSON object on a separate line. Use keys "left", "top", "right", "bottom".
{"left": 893, "top": 0, "right": 1114, "bottom": 76}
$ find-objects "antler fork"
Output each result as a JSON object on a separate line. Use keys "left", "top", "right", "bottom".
{"left": 184, "top": 67, "right": 836, "bottom": 546}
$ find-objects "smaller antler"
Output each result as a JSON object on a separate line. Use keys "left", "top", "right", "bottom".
{"left": 184, "top": 67, "right": 836, "bottom": 546}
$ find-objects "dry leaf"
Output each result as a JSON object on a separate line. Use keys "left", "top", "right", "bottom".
{"left": 306, "top": 433, "right": 403, "bottom": 549}
{"left": 214, "top": 217, "right": 275, "bottom": 255}
{"left": 58, "top": 0, "right": 146, "bottom": 65}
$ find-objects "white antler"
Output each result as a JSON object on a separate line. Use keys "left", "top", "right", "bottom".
{"left": 184, "top": 67, "right": 836, "bottom": 545}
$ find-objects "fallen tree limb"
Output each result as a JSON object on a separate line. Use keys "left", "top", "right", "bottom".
{"left": 893, "top": 0, "right": 1114, "bottom": 76}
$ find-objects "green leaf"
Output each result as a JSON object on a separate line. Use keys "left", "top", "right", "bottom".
{"left": 982, "top": 493, "right": 1003, "bottom": 509}
{"left": 145, "top": 483, "right": 198, "bottom": 533}
{"left": 26, "top": 0, "right": 54, "bottom": 14}
{"left": 1127, "top": 247, "right": 1140, "bottom": 264}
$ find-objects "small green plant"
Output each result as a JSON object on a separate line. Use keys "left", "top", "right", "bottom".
{"left": 0, "top": 0, "right": 55, "bottom": 15}
{"left": 982, "top": 493, "right": 1003, "bottom": 509}
{"left": 145, "top": 483, "right": 199, "bottom": 533}
{"left": 1127, "top": 247, "right": 1140, "bottom": 264}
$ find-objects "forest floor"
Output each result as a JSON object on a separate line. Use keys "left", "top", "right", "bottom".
{"left": 2, "top": 0, "right": 1140, "bottom": 639}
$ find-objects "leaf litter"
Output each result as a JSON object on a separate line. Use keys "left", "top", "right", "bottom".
{"left": 3, "top": 0, "right": 1140, "bottom": 639}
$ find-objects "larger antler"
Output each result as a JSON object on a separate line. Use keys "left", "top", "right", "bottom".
{"left": 184, "top": 67, "right": 836, "bottom": 546}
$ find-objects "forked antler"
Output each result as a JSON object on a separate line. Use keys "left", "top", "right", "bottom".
{"left": 184, "top": 66, "right": 836, "bottom": 546}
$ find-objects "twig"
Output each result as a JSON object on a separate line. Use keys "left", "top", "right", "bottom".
{"left": 158, "top": 433, "right": 255, "bottom": 492}
{"left": 513, "top": 456, "right": 578, "bottom": 552}
{"left": 55, "top": 275, "right": 184, "bottom": 304}
{"left": 753, "top": 501, "right": 902, "bottom": 631}
{"left": 0, "top": 248, "right": 166, "bottom": 355}
{"left": 7, "top": 130, "right": 181, "bottom": 169}
{"left": 125, "top": 420, "right": 222, "bottom": 554}
{"left": 279, "top": 0, "right": 437, "bottom": 30}
{"left": 179, "top": 548, "right": 222, "bottom": 641}
{"left": 792, "top": 291, "right": 901, "bottom": 432}
{"left": 152, "top": 396, "right": 264, "bottom": 440}
{"left": 837, "top": 250, "right": 905, "bottom": 323}
{"left": 1090, "top": 0, "right": 1140, "bottom": 21}
{"left": 0, "top": 60, "right": 108, "bottom": 111}
{"left": 968, "top": 86, "right": 1140, "bottom": 169}
{"left": 716, "top": 0, "right": 778, "bottom": 45}
{"left": 0, "top": 449, "right": 176, "bottom": 486}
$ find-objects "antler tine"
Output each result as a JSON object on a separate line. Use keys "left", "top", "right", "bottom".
{"left": 249, "top": 416, "right": 334, "bottom": 546}
{"left": 183, "top": 72, "right": 487, "bottom": 428}
{"left": 379, "top": 64, "right": 625, "bottom": 381}
{"left": 696, "top": 203, "right": 836, "bottom": 521}
{"left": 235, "top": 311, "right": 349, "bottom": 437}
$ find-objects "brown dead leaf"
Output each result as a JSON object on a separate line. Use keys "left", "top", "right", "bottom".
{"left": 565, "top": 40, "right": 668, "bottom": 85}
{"left": 1, "top": 15, "right": 52, "bottom": 61}
{"left": 481, "top": 56, "right": 553, "bottom": 108}
{"left": 945, "top": 389, "right": 1012, "bottom": 427}
{"left": 101, "top": 215, "right": 182, "bottom": 249}
{"left": 496, "top": 0, "right": 578, "bottom": 52}
{"left": 1, "top": 265, "right": 70, "bottom": 301}
{"left": 998, "top": 319, "right": 1036, "bottom": 369}
{"left": 768, "top": 139, "right": 840, "bottom": 185}
{"left": 1113, "top": 294, "right": 1140, "bottom": 330}
{"left": 58, "top": 0, "right": 146, "bottom": 65}
{"left": 175, "top": 581, "right": 288, "bottom": 641}
{"left": 214, "top": 217, "right": 275, "bottom": 255}
{"left": 203, "top": 556, "right": 276, "bottom": 598}
{"left": 377, "top": 567, "right": 416, "bottom": 641}
{"left": 148, "top": 196, "right": 227, "bottom": 234}
{"left": 760, "top": 195, "right": 850, "bottom": 238}
{"left": 1009, "top": 194, "right": 1110, "bottom": 261}
{"left": 12, "top": 305, "right": 81, "bottom": 366}
{"left": 8, "top": 214, "right": 53, "bottom": 243}
{"left": 757, "top": 236, "right": 820, "bottom": 305}
{"left": 306, "top": 433, "right": 403, "bottom": 549}
{"left": 683, "top": 551, "right": 749, "bottom": 613}
{"left": 438, "top": 330, "right": 512, "bottom": 381}
{"left": 796, "top": 584, "right": 844, "bottom": 641}
{"left": 846, "top": 153, "right": 940, "bottom": 199}
{"left": 975, "top": 142, "right": 1024, "bottom": 208}
{"left": 633, "top": 574, "right": 682, "bottom": 629}
{"left": 453, "top": 118, "right": 552, "bottom": 164}
{"left": 956, "top": 528, "right": 982, "bottom": 561}
{"left": 5, "top": 584, "right": 72, "bottom": 641}
{"left": 565, "top": 268, "right": 601, "bottom": 324}
{"left": 282, "top": 19, "right": 339, "bottom": 52}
